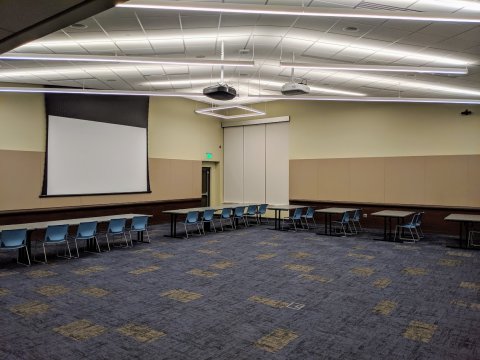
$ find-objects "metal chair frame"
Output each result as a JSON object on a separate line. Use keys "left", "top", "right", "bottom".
{"left": 0, "top": 229, "right": 31, "bottom": 266}
{"left": 393, "top": 213, "right": 420, "bottom": 242}
{"left": 301, "top": 207, "right": 317, "bottom": 229}
{"left": 70, "top": 221, "right": 101, "bottom": 257}
{"left": 245, "top": 205, "right": 259, "bottom": 226}
{"left": 184, "top": 211, "right": 202, "bottom": 238}
{"left": 282, "top": 208, "right": 304, "bottom": 231}
{"left": 34, "top": 224, "right": 72, "bottom": 264}
{"left": 201, "top": 209, "right": 217, "bottom": 234}
{"left": 232, "top": 206, "right": 248, "bottom": 229}
{"left": 349, "top": 209, "right": 363, "bottom": 234}
{"left": 332, "top": 211, "right": 354, "bottom": 236}
{"left": 128, "top": 216, "right": 151, "bottom": 243}
{"left": 106, "top": 218, "right": 130, "bottom": 249}
{"left": 218, "top": 208, "right": 234, "bottom": 231}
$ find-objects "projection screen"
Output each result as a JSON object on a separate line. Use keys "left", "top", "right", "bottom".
{"left": 42, "top": 94, "right": 150, "bottom": 196}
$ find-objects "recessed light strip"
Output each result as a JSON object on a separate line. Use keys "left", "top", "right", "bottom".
{"left": 250, "top": 95, "right": 480, "bottom": 104}
{"left": 280, "top": 62, "right": 468, "bottom": 75}
{"left": 0, "top": 87, "right": 205, "bottom": 98}
{"left": 118, "top": 0, "right": 480, "bottom": 23}
{"left": 0, "top": 53, "right": 255, "bottom": 67}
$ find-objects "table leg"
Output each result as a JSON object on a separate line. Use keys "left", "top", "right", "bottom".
{"left": 165, "top": 214, "right": 179, "bottom": 238}
{"left": 328, "top": 214, "right": 333, "bottom": 235}
{"left": 383, "top": 217, "right": 387, "bottom": 241}
{"left": 276, "top": 210, "right": 280, "bottom": 230}
{"left": 324, "top": 214, "right": 328, "bottom": 235}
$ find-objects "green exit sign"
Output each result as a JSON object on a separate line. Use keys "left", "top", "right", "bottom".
{"left": 205, "top": 152, "right": 213, "bottom": 160}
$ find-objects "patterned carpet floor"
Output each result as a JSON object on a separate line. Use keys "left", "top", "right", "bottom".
{"left": 0, "top": 223, "right": 479, "bottom": 360}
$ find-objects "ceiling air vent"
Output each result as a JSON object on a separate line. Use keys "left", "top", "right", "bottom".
{"left": 355, "top": 1, "right": 422, "bottom": 12}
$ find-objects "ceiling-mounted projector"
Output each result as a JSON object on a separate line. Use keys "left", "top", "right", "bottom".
{"left": 281, "top": 81, "right": 310, "bottom": 95}
{"left": 203, "top": 83, "right": 237, "bottom": 101}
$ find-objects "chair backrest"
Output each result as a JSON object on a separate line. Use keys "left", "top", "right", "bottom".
{"left": 415, "top": 212, "right": 424, "bottom": 226}
{"left": 131, "top": 216, "right": 148, "bottom": 231}
{"left": 45, "top": 224, "right": 69, "bottom": 242}
{"left": 341, "top": 211, "right": 351, "bottom": 223}
{"left": 221, "top": 208, "right": 232, "bottom": 219}
{"left": 185, "top": 211, "right": 199, "bottom": 224}
{"left": 202, "top": 209, "right": 215, "bottom": 221}
{"left": 353, "top": 209, "right": 362, "bottom": 221}
{"left": 292, "top": 208, "right": 303, "bottom": 220}
{"left": 77, "top": 221, "right": 97, "bottom": 238}
{"left": 305, "top": 207, "right": 315, "bottom": 218}
{"left": 234, "top": 206, "right": 245, "bottom": 217}
{"left": 246, "top": 205, "right": 257, "bottom": 215}
{"left": 107, "top": 218, "right": 126, "bottom": 234}
{"left": 0, "top": 229, "right": 27, "bottom": 248}
{"left": 408, "top": 213, "right": 419, "bottom": 226}
{"left": 258, "top": 204, "right": 268, "bottom": 215}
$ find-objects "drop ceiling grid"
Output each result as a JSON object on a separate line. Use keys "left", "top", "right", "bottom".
{"left": 0, "top": 0, "right": 479, "bottom": 100}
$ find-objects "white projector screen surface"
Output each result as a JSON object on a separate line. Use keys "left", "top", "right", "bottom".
{"left": 47, "top": 115, "right": 148, "bottom": 195}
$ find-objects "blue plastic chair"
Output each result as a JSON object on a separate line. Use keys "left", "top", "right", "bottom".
{"left": 349, "top": 209, "right": 363, "bottom": 234}
{"left": 35, "top": 224, "right": 71, "bottom": 263}
{"left": 245, "top": 205, "right": 259, "bottom": 226}
{"left": 301, "top": 207, "right": 316, "bottom": 229}
{"left": 257, "top": 204, "right": 269, "bottom": 224}
{"left": 70, "top": 221, "right": 100, "bottom": 257}
{"left": 106, "top": 218, "right": 129, "bottom": 248}
{"left": 332, "top": 211, "right": 352, "bottom": 236}
{"left": 415, "top": 212, "right": 425, "bottom": 238}
{"left": 128, "top": 216, "right": 150, "bottom": 243}
{"left": 282, "top": 208, "right": 304, "bottom": 231}
{"left": 184, "top": 211, "right": 202, "bottom": 238}
{"left": 201, "top": 209, "right": 217, "bottom": 233}
{"left": 233, "top": 206, "right": 247, "bottom": 229}
{"left": 394, "top": 213, "right": 420, "bottom": 242}
{"left": 0, "top": 229, "right": 30, "bottom": 266}
{"left": 218, "top": 208, "right": 234, "bottom": 231}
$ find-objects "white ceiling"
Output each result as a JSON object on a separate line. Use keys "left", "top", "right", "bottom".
{"left": 1, "top": 0, "right": 480, "bottom": 105}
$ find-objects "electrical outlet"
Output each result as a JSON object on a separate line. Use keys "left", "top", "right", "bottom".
{"left": 363, "top": 214, "right": 368, "bottom": 218}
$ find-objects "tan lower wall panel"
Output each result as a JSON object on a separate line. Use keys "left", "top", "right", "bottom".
{"left": 290, "top": 155, "right": 480, "bottom": 207}
{"left": 289, "top": 159, "right": 317, "bottom": 200}
{"left": 424, "top": 156, "right": 470, "bottom": 207}
{"left": 0, "top": 149, "right": 201, "bottom": 211}
{"left": 349, "top": 158, "right": 385, "bottom": 203}
{"left": 467, "top": 156, "right": 480, "bottom": 207}
{"left": 317, "top": 158, "right": 350, "bottom": 202}
{"left": 385, "top": 156, "right": 425, "bottom": 205}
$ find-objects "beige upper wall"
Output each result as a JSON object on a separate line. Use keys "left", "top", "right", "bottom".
{"left": 0, "top": 93, "right": 46, "bottom": 152}
{"left": 149, "top": 97, "right": 223, "bottom": 161}
{"left": 256, "top": 101, "right": 480, "bottom": 159}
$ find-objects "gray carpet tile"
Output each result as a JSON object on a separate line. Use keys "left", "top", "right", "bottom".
{"left": 0, "top": 223, "right": 479, "bottom": 360}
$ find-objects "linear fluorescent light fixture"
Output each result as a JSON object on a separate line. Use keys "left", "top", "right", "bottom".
{"left": 0, "top": 86, "right": 206, "bottom": 98}
{"left": 250, "top": 95, "right": 480, "bottom": 104}
{"left": 195, "top": 105, "right": 265, "bottom": 119}
{"left": 118, "top": 0, "right": 480, "bottom": 23}
{"left": 280, "top": 62, "right": 468, "bottom": 75}
{"left": 0, "top": 53, "right": 255, "bottom": 67}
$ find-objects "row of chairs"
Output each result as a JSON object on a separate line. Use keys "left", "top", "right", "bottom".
{"left": 184, "top": 204, "right": 268, "bottom": 238}
{"left": 282, "top": 208, "right": 363, "bottom": 234}
{"left": 0, "top": 216, "right": 150, "bottom": 266}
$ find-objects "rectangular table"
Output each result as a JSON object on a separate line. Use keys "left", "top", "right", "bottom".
{"left": 371, "top": 210, "right": 415, "bottom": 242}
{"left": 445, "top": 213, "right": 480, "bottom": 249}
{"left": 315, "top": 207, "right": 358, "bottom": 236}
{"left": 267, "top": 205, "right": 307, "bottom": 230}
{"left": 163, "top": 204, "right": 260, "bottom": 238}
{"left": 0, "top": 213, "right": 152, "bottom": 262}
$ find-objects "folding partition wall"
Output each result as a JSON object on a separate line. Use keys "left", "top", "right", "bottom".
{"left": 223, "top": 118, "right": 289, "bottom": 205}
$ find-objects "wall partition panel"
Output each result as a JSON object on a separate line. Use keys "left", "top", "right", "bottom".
{"left": 223, "top": 117, "right": 289, "bottom": 205}
{"left": 243, "top": 125, "right": 266, "bottom": 203}
{"left": 266, "top": 122, "right": 289, "bottom": 205}
{"left": 223, "top": 126, "right": 244, "bottom": 203}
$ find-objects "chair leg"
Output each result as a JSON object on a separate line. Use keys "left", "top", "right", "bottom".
{"left": 43, "top": 243, "right": 48, "bottom": 264}
{"left": 197, "top": 223, "right": 202, "bottom": 235}
{"left": 184, "top": 224, "right": 189, "bottom": 238}
{"left": 74, "top": 239, "right": 80, "bottom": 258}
